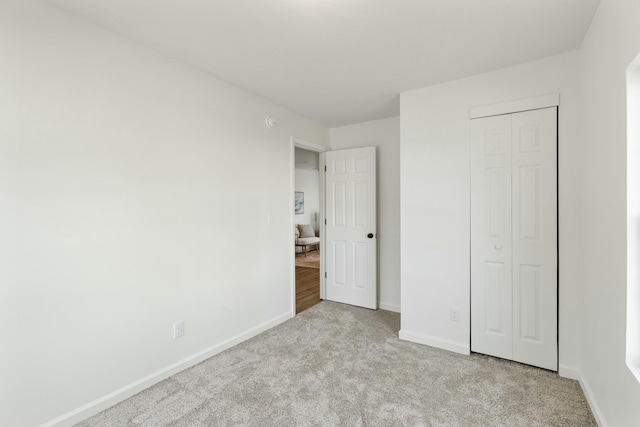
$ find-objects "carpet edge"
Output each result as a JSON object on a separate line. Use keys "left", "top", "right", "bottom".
{"left": 398, "top": 329, "right": 470, "bottom": 355}
{"left": 575, "top": 368, "right": 608, "bottom": 427}
{"left": 40, "top": 310, "right": 294, "bottom": 427}
{"left": 378, "top": 302, "right": 401, "bottom": 313}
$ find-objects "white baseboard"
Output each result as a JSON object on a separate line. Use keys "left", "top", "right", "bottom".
{"left": 378, "top": 302, "right": 401, "bottom": 313}
{"left": 41, "top": 311, "right": 294, "bottom": 427}
{"left": 399, "top": 329, "right": 470, "bottom": 355}
{"left": 576, "top": 369, "right": 607, "bottom": 427}
{"left": 558, "top": 366, "right": 606, "bottom": 427}
{"left": 558, "top": 364, "right": 581, "bottom": 381}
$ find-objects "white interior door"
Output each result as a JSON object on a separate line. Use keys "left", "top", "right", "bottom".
{"left": 325, "top": 147, "right": 377, "bottom": 309}
{"left": 471, "top": 107, "right": 558, "bottom": 371}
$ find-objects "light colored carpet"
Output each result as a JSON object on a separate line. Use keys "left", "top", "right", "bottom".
{"left": 75, "top": 301, "right": 595, "bottom": 426}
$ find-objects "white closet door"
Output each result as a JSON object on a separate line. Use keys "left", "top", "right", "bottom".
{"left": 471, "top": 114, "right": 513, "bottom": 360}
{"left": 511, "top": 108, "right": 558, "bottom": 370}
{"left": 471, "top": 107, "right": 557, "bottom": 371}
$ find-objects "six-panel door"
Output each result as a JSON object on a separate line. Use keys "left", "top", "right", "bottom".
{"left": 325, "top": 147, "right": 377, "bottom": 310}
{"left": 471, "top": 107, "right": 558, "bottom": 371}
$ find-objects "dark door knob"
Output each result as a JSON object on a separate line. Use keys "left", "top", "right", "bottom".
{"left": 367, "top": 233, "right": 374, "bottom": 238}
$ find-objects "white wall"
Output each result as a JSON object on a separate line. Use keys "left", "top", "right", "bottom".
{"left": 330, "top": 117, "right": 401, "bottom": 312}
{"left": 399, "top": 52, "right": 582, "bottom": 366}
{"left": 0, "top": 1, "right": 328, "bottom": 426}
{"left": 578, "top": 0, "right": 640, "bottom": 425}
{"left": 294, "top": 168, "right": 320, "bottom": 231}
{"left": 294, "top": 147, "right": 319, "bottom": 171}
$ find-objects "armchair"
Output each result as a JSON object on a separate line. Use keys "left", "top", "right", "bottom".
{"left": 295, "top": 224, "right": 320, "bottom": 257}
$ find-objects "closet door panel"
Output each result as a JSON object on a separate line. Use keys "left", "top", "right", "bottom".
{"left": 511, "top": 107, "right": 558, "bottom": 371}
{"left": 471, "top": 115, "right": 513, "bottom": 360}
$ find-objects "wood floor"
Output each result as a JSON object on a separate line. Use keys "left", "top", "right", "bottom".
{"left": 295, "top": 266, "right": 320, "bottom": 314}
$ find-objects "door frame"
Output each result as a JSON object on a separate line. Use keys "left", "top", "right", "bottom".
{"left": 469, "top": 93, "right": 560, "bottom": 369}
{"left": 290, "top": 136, "right": 329, "bottom": 315}
{"left": 469, "top": 93, "right": 559, "bottom": 119}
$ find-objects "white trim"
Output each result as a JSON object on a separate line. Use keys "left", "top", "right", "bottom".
{"left": 469, "top": 94, "right": 560, "bottom": 119}
{"left": 291, "top": 137, "right": 329, "bottom": 305}
{"left": 558, "top": 364, "right": 581, "bottom": 381}
{"left": 292, "top": 136, "right": 329, "bottom": 153}
{"left": 290, "top": 141, "right": 297, "bottom": 315}
{"left": 40, "top": 311, "right": 293, "bottom": 427}
{"left": 549, "top": 366, "right": 608, "bottom": 426}
{"left": 319, "top": 152, "right": 326, "bottom": 300}
{"left": 378, "top": 302, "right": 401, "bottom": 313}
{"left": 627, "top": 358, "right": 640, "bottom": 384}
{"left": 555, "top": 367, "right": 608, "bottom": 427}
{"left": 576, "top": 370, "right": 607, "bottom": 427}
{"left": 399, "top": 329, "right": 470, "bottom": 355}
{"left": 626, "top": 54, "right": 640, "bottom": 384}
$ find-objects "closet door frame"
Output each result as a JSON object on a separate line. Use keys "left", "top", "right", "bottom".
{"left": 469, "top": 94, "right": 559, "bottom": 120}
{"left": 469, "top": 94, "right": 559, "bottom": 371}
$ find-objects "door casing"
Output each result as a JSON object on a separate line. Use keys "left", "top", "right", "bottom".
{"left": 290, "top": 137, "right": 328, "bottom": 315}
{"left": 469, "top": 95, "right": 560, "bottom": 371}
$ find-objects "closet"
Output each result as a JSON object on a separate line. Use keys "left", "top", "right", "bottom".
{"left": 470, "top": 106, "right": 558, "bottom": 371}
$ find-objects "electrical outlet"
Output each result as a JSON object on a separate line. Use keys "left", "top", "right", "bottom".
{"left": 450, "top": 307, "right": 460, "bottom": 322}
{"left": 173, "top": 321, "right": 185, "bottom": 339}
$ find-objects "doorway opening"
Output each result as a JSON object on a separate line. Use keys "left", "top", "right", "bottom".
{"left": 294, "top": 146, "right": 321, "bottom": 314}
{"left": 289, "top": 139, "right": 378, "bottom": 314}
{"left": 290, "top": 137, "right": 327, "bottom": 315}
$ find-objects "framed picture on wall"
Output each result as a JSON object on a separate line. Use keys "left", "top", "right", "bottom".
{"left": 295, "top": 192, "right": 304, "bottom": 214}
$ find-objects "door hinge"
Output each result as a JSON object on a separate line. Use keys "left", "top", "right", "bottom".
{"left": 325, "top": 272, "right": 327, "bottom": 278}
{"left": 324, "top": 165, "right": 327, "bottom": 172}
{"left": 324, "top": 218, "right": 327, "bottom": 225}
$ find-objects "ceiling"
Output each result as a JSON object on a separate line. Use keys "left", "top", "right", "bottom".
{"left": 44, "top": 0, "right": 600, "bottom": 127}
